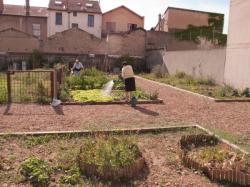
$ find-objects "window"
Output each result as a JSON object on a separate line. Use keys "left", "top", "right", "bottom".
{"left": 32, "top": 24, "right": 41, "bottom": 39}
{"left": 128, "top": 23, "right": 137, "bottom": 31}
{"left": 88, "top": 15, "right": 94, "bottom": 27}
{"left": 55, "top": 12, "right": 62, "bottom": 25}
{"left": 72, "top": 23, "right": 78, "bottom": 28}
{"left": 106, "top": 22, "right": 116, "bottom": 33}
{"left": 73, "top": 11, "right": 77, "bottom": 17}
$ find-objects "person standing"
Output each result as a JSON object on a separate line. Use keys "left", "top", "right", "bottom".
{"left": 121, "top": 61, "right": 136, "bottom": 102}
{"left": 72, "top": 58, "right": 84, "bottom": 76}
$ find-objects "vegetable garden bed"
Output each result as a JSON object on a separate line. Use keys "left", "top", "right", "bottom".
{"left": 0, "top": 127, "right": 229, "bottom": 187}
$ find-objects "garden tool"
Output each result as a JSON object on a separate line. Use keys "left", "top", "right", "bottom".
{"left": 130, "top": 96, "right": 137, "bottom": 107}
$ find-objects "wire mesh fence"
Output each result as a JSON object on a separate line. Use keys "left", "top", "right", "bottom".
{"left": 8, "top": 71, "right": 53, "bottom": 103}
{"left": 0, "top": 72, "right": 7, "bottom": 104}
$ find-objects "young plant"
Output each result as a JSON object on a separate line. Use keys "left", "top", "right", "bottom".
{"left": 20, "top": 156, "right": 52, "bottom": 186}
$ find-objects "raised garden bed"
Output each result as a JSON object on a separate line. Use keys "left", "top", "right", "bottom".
{"left": 140, "top": 72, "right": 250, "bottom": 102}
{"left": 78, "top": 137, "right": 145, "bottom": 180}
{"left": 60, "top": 68, "right": 162, "bottom": 105}
{"left": 179, "top": 134, "right": 250, "bottom": 186}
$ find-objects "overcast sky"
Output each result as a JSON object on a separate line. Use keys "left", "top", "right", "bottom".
{"left": 4, "top": 0, "right": 230, "bottom": 33}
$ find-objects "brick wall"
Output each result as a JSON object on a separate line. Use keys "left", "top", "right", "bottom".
{"left": 0, "top": 15, "right": 47, "bottom": 41}
{"left": 107, "top": 29, "right": 146, "bottom": 57}
{"left": 0, "top": 28, "right": 40, "bottom": 53}
{"left": 0, "top": 0, "right": 3, "bottom": 13}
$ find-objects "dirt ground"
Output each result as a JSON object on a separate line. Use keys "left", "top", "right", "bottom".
{"left": 0, "top": 77, "right": 250, "bottom": 138}
{"left": 0, "top": 130, "right": 225, "bottom": 187}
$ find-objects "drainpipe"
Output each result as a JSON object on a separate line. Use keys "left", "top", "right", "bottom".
{"left": 26, "top": 0, "right": 30, "bottom": 16}
{"left": 158, "top": 14, "right": 161, "bottom": 31}
{"left": 0, "top": 0, "right": 4, "bottom": 14}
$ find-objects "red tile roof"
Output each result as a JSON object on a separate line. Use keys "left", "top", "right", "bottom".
{"left": 48, "top": 0, "right": 101, "bottom": 14}
{"left": 2, "top": 4, "right": 48, "bottom": 17}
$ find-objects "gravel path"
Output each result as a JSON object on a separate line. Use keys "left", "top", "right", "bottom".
{"left": 0, "top": 77, "right": 250, "bottom": 137}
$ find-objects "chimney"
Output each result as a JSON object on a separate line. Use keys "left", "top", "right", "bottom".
{"left": 26, "top": 0, "right": 30, "bottom": 16}
{"left": 0, "top": 0, "right": 4, "bottom": 14}
{"left": 158, "top": 14, "right": 162, "bottom": 31}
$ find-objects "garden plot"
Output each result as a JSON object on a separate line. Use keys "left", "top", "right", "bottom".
{"left": 60, "top": 68, "right": 161, "bottom": 104}
{"left": 141, "top": 69, "right": 250, "bottom": 101}
{"left": 0, "top": 129, "right": 228, "bottom": 187}
{"left": 0, "top": 72, "right": 7, "bottom": 104}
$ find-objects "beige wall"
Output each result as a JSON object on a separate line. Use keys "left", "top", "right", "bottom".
{"left": 102, "top": 7, "right": 144, "bottom": 35}
{"left": 147, "top": 49, "right": 226, "bottom": 84}
{"left": 0, "top": 28, "right": 40, "bottom": 52}
{"left": 224, "top": 0, "right": 250, "bottom": 89}
{"left": 43, "top": 27, "right": 106, "bottom": 54}
{"left": 0, "top": 15, "right": 47, "bottom": 40}
{"left": 47, "top": 10, "right": 102, "bottom": 38}
{"left": 107, "top": 29, "right": 146, "bottom": 57}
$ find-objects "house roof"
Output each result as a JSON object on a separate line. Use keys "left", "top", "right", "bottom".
{"left": 103, "top": 5, "right": 144, "bottom": 19}
{"left": 48, "top": 0, "right": 101, "bottom": 14}
{"left": 2, "top": 4, "right": 48, "bottom": 17}
{"left": 0, "top": 28, "right": 38, "bottom": 38}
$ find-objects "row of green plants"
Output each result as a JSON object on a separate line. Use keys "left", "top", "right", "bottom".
{"left": 142, "top": 65, "right": 250, "bottom": 99}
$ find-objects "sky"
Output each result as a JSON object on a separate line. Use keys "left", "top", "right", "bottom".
{"left": 3, "top": 0, "right": 230, "bottom": 33}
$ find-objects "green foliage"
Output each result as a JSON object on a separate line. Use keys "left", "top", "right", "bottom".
{"left": 149, "top": 91, "right": 159, "bottom": 100}
{"left": 66, "top": 68, "right": 109, "bottom": 90}
{"left": 115, "top": 55, "right": 135, "bottom": 69}
{"left": 70, "top": 90, "right": 113, "bottom": 102}
{"left": 58, "top": 88, "right": 70, "bottom": 102}
{"left": 36, "top": 82, "right": 50, "bottom": 104}
{"left": 23, "top": 135, "right": 52, "bottom": 148}
{"left": 20, "top": 156, "right": 52, "bottom": 187}
{"left": 30, "top": 49, "right": 43, "bottom": 69}
{"left": 216, "top": 85, "right": 235, "bottom": 98}
{"left": 113, "top": 78, "right": 125, "bottom": 90}
{"left": 59, "top": 164, "right": 81, "bottom": 185}
{"left": 0, "top": 74, "right": 7, "bottom": 103}
{"left": 79, "top": 136, "right": 141, "bottom": 173}
{"left": 197, "top": 78, "right": 216, "bottom": 86}
{"left": 175, "top": 13, "right": 227, "bottom": 46}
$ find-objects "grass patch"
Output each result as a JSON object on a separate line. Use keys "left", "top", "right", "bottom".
{"left": 23, "top": 135, "right": 52, "bottom": 148}
{"left": 70, "top": 89, "right": 113, "bottom": 102}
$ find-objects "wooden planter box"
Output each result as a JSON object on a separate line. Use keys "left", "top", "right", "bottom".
{"left": 179, "top": 134, "right": 250, "bottom": 186}
{"left": 78, "top": 156, "right": 145, "bottom": 180}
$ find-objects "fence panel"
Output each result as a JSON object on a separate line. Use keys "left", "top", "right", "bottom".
{"left": 0, "top": 72, "right": 7, "bottom": 104}
{"left": 8, "top": 71, "right": 53, "bottom": 103}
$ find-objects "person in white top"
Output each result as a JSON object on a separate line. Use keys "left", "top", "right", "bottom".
{"left": 121, "top": 61, "right": 136, "bottom": 102}
{"left": 72, "top": 58, "right": 84, "bottom": 76}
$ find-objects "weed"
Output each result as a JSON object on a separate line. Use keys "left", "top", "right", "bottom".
{"left": 175, "top": 72, "right": 187, "bottom": 79}
{"left": 36, "top": 82, "right": 50, "bottom": 104}
{"left": 57, "top": 146, "right": 79, "bottom": 170}
{"left": 20, "top": 156, "right": 52, "bottom": 186}
{"left": 152, "top": 65, "right": 166, "bottom": 78}
{"left": 24, "top": 135, "right": 52, "bottom": 148}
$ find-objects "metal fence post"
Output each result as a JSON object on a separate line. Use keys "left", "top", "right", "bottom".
{"left": 7, "top": 71, "right": 11, "bottom": 103}
{"left": 51, "top": 70, "right": 55, "bottom": 101}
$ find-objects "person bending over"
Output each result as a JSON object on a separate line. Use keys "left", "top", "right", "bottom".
{"left": 121, "top": 61, "right": 136, "bottom": 102}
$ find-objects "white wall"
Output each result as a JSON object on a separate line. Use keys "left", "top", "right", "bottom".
{"left": 147, "top": 49, "right": 226, "bottom": 84}
{"left": 48, "top": 10, "right": 102, "bottom": 38}
{"left": 224, "top": 0, "right": 250, "bottom": 89}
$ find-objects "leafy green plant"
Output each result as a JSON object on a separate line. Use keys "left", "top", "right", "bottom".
{"left": 149, "top": 91, "right": 159, "bottom": 100}
{"left": 58, "top": 88, "right": 70, "bottom": 102}
{"left": 23, "top": 135, "right": 52, "bottom": 148}
{"left": 30, "top": 49, "right": 43, "bottom": 69}
{"left": 20, "top": 156, "right": 52, "bottom": 187}
{"left": 59, "top": 164, "right": 81, "bottom": 185}
{"left": 78, "top": 136, "right": 141, "bottom": 173}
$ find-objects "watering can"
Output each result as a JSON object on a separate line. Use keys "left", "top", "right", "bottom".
{"left": 130, "top": 97, "right": 137, "bottom": 107}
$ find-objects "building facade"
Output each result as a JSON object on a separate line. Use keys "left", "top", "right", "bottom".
{"left": 0, "top": 1, "right": 48, "bottom": 41}
{"left": 224, "top": 0, "right": 250, "bottom": 89}
{"left": 102, "top": 6, "right": 144, "bottom": 36}
{"left": 47, "top": 0, "right": 102, "bottom": 38}
{"left": 155, "top": 7, "right": 224, "bottom": 33}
